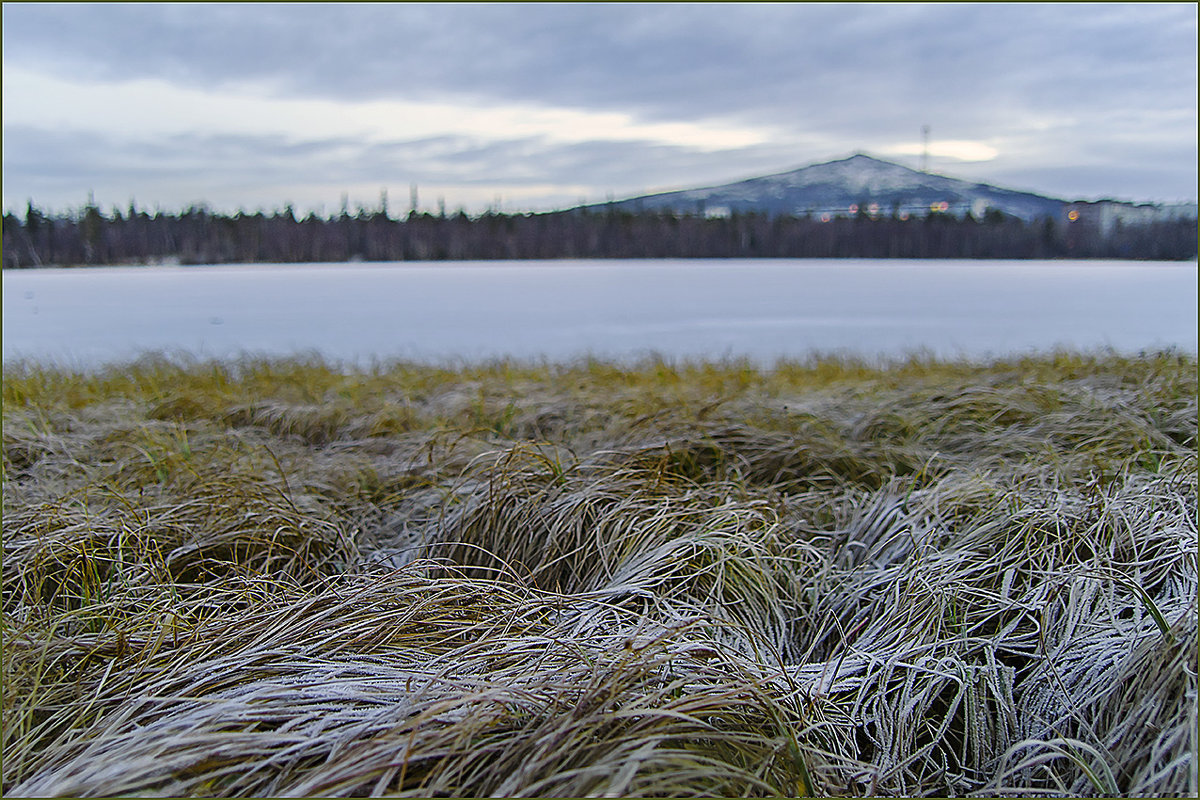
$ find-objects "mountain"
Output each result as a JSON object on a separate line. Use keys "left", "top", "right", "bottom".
{"left": 592, "top": 153, "right": 1067, "bottom": 222}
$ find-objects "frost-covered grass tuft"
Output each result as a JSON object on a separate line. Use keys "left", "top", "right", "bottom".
{"left": 3, "top": 350, "right": 1195, "bottom": 796}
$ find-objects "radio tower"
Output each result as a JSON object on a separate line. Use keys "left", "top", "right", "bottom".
{"left": 921, "top": 125, "right": 930, "bottom": 173}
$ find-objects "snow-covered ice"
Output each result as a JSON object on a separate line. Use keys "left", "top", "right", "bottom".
{"left": 3, "top": 258, "right": 1196, "bottom": 368}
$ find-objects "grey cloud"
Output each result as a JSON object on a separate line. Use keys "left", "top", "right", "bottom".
{"left": 1, "top": 123, "right": 801, "bottom": 213}
{"left": 989, "top": 162, "right": 1198, "bottom": 205}
{"left": 6, "top": 112, "right": 1194, "bottom": 217}
{"left": 3, "top": 3, "right": 1195, "bottom": 209}
{"left": 4, "top": 2, "right": 1194, "bottom": 135}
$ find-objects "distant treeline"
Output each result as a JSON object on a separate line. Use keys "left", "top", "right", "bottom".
{"left": 3, "top": 201, "right": 1196, "bottom": 267}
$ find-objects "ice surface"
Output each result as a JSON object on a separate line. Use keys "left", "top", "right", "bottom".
{"left": 3, "top": 259, "right": 1196, "bottom": 368}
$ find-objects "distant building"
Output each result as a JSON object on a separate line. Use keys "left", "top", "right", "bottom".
{"left": 1159, "top": 202, "right": 1200, "bottom": 221}
{"left": 1064, "top": 200, "right": 1197, "bottom": 238}
{"left": 795, "top": 200, "right": 992, "bottom": 220}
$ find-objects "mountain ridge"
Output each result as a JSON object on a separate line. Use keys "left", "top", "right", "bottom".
{"left": 591, "top": 153, "right": 1069, "bottom": 221}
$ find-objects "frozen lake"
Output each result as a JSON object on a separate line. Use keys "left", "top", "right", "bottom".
{"left": 3, "top": 259, "right": 1196, "bottom": 367}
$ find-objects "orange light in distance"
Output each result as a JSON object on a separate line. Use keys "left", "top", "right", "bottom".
{"left": 1067, "top": 210, "right": 1080, "bottom": 221}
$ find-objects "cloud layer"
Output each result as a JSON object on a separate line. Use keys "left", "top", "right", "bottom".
{"left": 3, "top": 2, "right": 1196, "bottom": 214}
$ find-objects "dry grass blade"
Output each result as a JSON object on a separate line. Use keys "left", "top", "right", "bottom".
{"left": 3, "top": 349, "right": 1195, "bottom": 796}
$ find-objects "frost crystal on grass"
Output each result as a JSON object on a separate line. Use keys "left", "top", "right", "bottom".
{"left": 3, "top": 350, "right": 1195, "bottom": 796}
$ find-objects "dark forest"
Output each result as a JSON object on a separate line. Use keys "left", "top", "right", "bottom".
{"left": 3, "top": 201, "right": 1196, "bottom": 268}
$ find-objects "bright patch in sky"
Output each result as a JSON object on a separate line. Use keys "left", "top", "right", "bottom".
{"left": 881, "top": 140, "right": 1000, "bottom": 162}
{"left": 1, "top": 67, "right": 770, "bottom": 151}
{"left": 2, "top": 2, "right": 1195, "bottom": 214}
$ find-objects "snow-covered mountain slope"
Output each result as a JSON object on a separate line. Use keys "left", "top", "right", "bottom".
{"left": 596, "top": 153, "right": 1067, "bottom": 221}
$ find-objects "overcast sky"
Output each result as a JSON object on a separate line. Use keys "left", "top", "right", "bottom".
{"left": 3, "top": 2, "right": 1196, "bottom": 216}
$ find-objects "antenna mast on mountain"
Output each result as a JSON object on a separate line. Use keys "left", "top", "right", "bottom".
{"left": 921, "top": 125, "right": 930, "bottom": 173}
